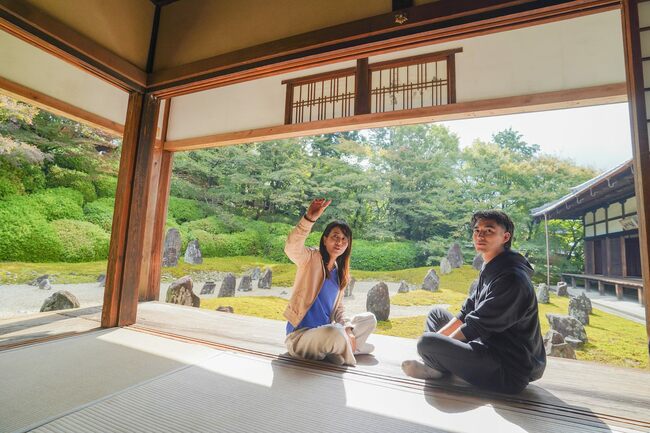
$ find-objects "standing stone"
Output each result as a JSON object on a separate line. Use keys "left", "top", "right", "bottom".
{"left": 468, "top": 278, "right": 479, "bottom": 296}
{"left": 422, "top": 269, "right": 440, "bottom": 292}
{"left": 166, "top": 276, "right": 200, "bottom": 307}
{"left": 38, "top": 278, "right": 52, "bottom": 291}
{"left": 258, "top": 267, "right": 272, "bottom": 289}
{"left": 216, "top": 306, "right": 234, "bottom": 313}
{"left": 97, "top": 274, "right": 106, "bottom": 288}
{"left": 29, "top": 274, "right": 50, "bottom": 286}
{"left": 163, "top": 228, "right": 182, "bottom": 267}
{"left": 472, "top": 254, "right": 484, "bottom": 271}
{"left": 568, "top": 295, "right": 590, "bottom": 325}
{"left": 183, "top": 239, "right": 203, "bottom": 265}
{"left": 200, "top": 281, "right": 216, "bottom": 295}
{"left": 447, "top": 243, "right": 463, "bottom": 268}
{"left": 546, "top": 313, "right": 587, "bottom": 343}
{"left": 398, "top": 280, "right": 411, "bottom": 294}
{"left": 344, "top": 277, "right": 356, "bottom": 297}
{"left": 238, "top": 275, "right": 253, "bottom": 292}
{"left": 577, "top": 292, "right": 592, "bottom": 314}
{"left": 245, "top": 267, "right": 261, "bottom": 280}
{"left": 366, "top": 282, "right": 390, "bottom": 321}
{"left": 543, "top": 330, "right": 576, "bottom": 359}
{"left": 536, "top": 283, "right": 550, "bottom": 304}
{"left": 439, "top": 258, "right": 452, "bottom": 275}
{"left": 556, "top": 281, "right": 569, "bottom": 297}
{"left": 218, "top": 273, "right": 236, "bottom": 297}
{"left": 40, "top": 290, "right": 80, "bottom": 312}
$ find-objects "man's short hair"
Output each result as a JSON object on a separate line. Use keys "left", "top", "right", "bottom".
{"left": 471, "top": 210, "right": 515, "bottom": 250}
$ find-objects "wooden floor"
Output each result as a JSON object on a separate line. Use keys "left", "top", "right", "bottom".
{"left": 1, "top": 301, "right": 650, "bottom": 432}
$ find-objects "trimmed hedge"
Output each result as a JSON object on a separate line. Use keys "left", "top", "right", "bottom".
{"left": 50, "top": 219, "right": 110, "bottom": 262}
{"left": 31, "top": 188, "right": 85, "bottom": 221}
{"left": 167, "top": 196, "right": 208, "bottom": 223}
{"left": 0, "top": 200, "right": 63, "bottom": 261}
{"left": 350, "top": 240, "right": 419, "bottom": 271}
{"left": 192, "top": 230, "right": 265, "bottom": 257}
{"left": 83, "top": 197, "right": 115, "bottom": 231}
{"left": 47, "top": 166, "right": 96, "bottom": 203}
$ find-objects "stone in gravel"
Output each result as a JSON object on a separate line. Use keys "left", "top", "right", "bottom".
{"left": 546, "top": 313, "right": 587, "bottom": 344}
{"left": 183, "top": 239, "right": 203, "bottom": 265}
{"left": 216, "top": 306, "right": 234, "bottom": 313}
{"left": 536, "top": 283, "right": 550, "bottom": 304}
{"left": 40, "top": 290, "right": 80, "bottom": 312}
{"left": 200, "top": 281, "right": 216, "bottom": 295}
{"left": 245, "top": 267, "right": 261, "bottom": 280}
{"left": 568, "top": 294, "right": 590, "bottom": 325}
{"left": 97, "top": 274, "right": 106, "bottom": 284}
{"left": 166, "top": 276, "right": 200, "bottom": 307}
{"left": 163, "top": 228, "right": 182, "bottom": 267}
{"left": 447, "top": 243, "right": 463, "bottom": 268}
{"left": 218, "top": 273, "right": 236, "bottom": 297}
{"left": 29, "top": 274, "right": 49, "bottom": 286}
{"left": 366, "top": 282, "right": 390, "bottom": 321}
{"left": 439, "top": 257, "right": 452, "bottom": 275}
{"left": 472, "top": 254, "right": 484, "bottom": 271}
{"left": 344, "top": 277, "right": 356, "bottom": 297}
{"left": 422, "top": 269, "right": 440, "bottom": 292}
{"left": 543, "top": 330, "right": 576, "bottom": 359}
{"left": 238, "top": 275, "right": 253, "bottom": 292}
{"left": 38, "top": 278, "right": 52, "bottom": 291}
{"left": 556, "top": 281, "right": 569, "bottom": 297}
{"left": 258, "top": 267, "right": 272, "bottom": 289}
{"left": 280, "top": 291, "right": 288, "bottom": 296}
{"left": 398, "top": 280, "right": 411, "bottom": 294}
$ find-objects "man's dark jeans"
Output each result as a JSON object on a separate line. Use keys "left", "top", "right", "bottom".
{"left": 417, "top": 307, "right": 527, "bottom": 394}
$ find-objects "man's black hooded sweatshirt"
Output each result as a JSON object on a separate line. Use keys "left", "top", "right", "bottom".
{"left": 457, "top": 250, "right": 546, "bottom": 382}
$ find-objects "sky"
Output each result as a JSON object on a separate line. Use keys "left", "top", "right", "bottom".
{"left": 439, "top": 103, "right": 633, "bottom": 173}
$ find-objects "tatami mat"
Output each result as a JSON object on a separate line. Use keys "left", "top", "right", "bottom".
{"left": 0, "top": 328, "right": 221, "bottom": 433}
{"left": 25, "top": 351, "right": 635, "bottom": 433}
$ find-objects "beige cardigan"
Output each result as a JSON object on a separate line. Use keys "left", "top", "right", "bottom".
{"left": 283, "top": 216, "right": 349, "bottom": 328}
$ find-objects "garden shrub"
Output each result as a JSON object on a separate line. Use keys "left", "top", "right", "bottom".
{"left": 192, "top": 230, "right": 264, "bottom": 257}
{"left": 0, "top": 174, "right": 24, "bottom": 198}
{"left": 47, "top": 165, "right": 96, "bottom": 202}
{"left": 94, "top": 175, "right": 117, "bottom": 198}
{"left": 30, "top": 187, "right": 84, "bottom": 221}
{"left": 0, "top": 200, "right": 63, "bottom": 261}
{"left": 351, "top": 240, "right": 419, "bottom": 271}
{"left": 50, "top": 219, "right": 110, "bottom": 262}
{"left": 83, "top": 197, "right": 115, "bottom": 231}
{"left": 167, "top": 196, "right": 208, "bottom": 223}
{"left": 184, "top": 216, "right": 230, "bottom": 235}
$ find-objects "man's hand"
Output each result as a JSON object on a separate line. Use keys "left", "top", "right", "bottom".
{"left": 306, "top": 198, "right": 331, "bottom": 221}
{"left": 346, "top": 328, "right": 357, "bottom": 352}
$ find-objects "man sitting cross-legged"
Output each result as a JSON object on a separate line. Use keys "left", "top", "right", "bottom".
{"left": 402, "top": 210, "right": 546, "bottom": 394}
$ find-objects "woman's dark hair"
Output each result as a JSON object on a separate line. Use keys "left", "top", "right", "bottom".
{"left": 319, "top": 220, "right": 352, "bottom": 289}
{"left": 470, "top": 210, "right": 515, "bottom": 250}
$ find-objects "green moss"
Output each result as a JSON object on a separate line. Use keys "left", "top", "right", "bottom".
{"left": 200, "top": 296, "right": 288, "bottom": 321}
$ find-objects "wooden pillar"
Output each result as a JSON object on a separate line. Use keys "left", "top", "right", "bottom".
{"left": 101, "top": 92, "right": 167, "bottom": 327}
{"left": 571, "top": 276, "right": 576, "bottom": 289}
{"left": 585, "top": 279, "right": 591, "bottom": 291}
{"left": 622, "top": 0, "right": 650, "bottom": 355}
{"left": 615, "top": 284, "right": 624, "bottom": 301}
{"left": 639, "top": 287, "right": 645, "bottom": 305}
{"left": 598, "top": 281, "right": 605, "bottom": 296}
{"left": 354, "top": 58, "right": 370, "bottom": 115}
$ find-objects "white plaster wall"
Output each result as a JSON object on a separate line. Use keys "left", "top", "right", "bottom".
{"left": 167, "top": 10, "right": 625, "bottom": 141}
{"left": 0, "top": 30, "right": 129, "bottom": 125}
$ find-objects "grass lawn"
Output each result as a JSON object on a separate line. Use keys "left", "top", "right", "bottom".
{"left": 201, "top": 296, "right": 287, "bottom": 321}
{"left": 376, "top": 292, "right": 649, "bottom": 370}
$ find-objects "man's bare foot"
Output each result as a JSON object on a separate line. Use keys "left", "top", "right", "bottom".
{"left": 401, "top": 360, "right": 445, "bottom": 380}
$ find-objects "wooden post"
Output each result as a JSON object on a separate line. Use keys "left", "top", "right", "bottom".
{"left": 571, "top": 276, "right": 576, "bottom": 289}
{"left": 544, "top": 213, "right": 550, "bottom": 286}
{"left": 622, "top": 0, "right": 650, "bottom": 356}
{"left": 639, "top": 287, "right": 645, "bottom": 305}
{"left": 101, "top": 92, "right": 164, "bottom": 327}
{"left": 585, "top": 279, "right": 591, "bottom": 291}
{"left": 615, "top": 284, "right": 623, "bottom": 301}
{"left": 354, "top": 58, "right": 370, "bottom": 115}
{"left": 598, "top": 281, "right": 605, "bottom": 296}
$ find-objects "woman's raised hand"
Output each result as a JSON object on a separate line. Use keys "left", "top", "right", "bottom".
{"left": 306, "top": 198, "right": 331, "bottom": 221}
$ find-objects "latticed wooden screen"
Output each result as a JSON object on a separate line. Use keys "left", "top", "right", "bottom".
{"left": 282, "top": 68, "right": 356, "bottom": 124}
{"left": 369, "top": 51, "right": 456, "bottom": 113}
{"left": 283, "top": 49, "right": 460, "bottom": 125}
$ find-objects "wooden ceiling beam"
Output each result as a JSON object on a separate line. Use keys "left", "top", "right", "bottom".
{"left": 0, "top": 0, "right": 147, "bottom": 92}
{"left": 148, "top": 0, "right": 620, "bottom": 97}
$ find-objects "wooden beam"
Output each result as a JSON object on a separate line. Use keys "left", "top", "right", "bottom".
{"left": 621, "top": 0, "right": 650, "bottom": 356}
{"left": 101, "top": 93, "right": 164, "bottom": 327}
{"left": 164, "top": 83, "right": 627, "bottom": 152}
{"left": 0, "top": 75, "right": 124, "bottom": 135}
{"left": 148, "top": 0, "right": 619, "bottom": 97}
{"left": 0, "top": 0, "right": 146, "bottom": 92}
